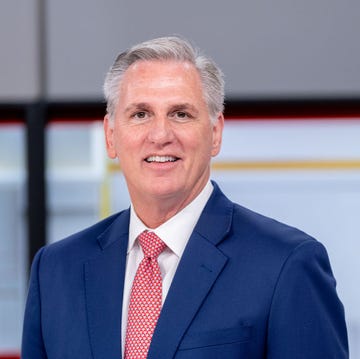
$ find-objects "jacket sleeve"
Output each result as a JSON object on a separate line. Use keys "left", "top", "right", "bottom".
{"left": 21, "top": 247, "right": 48, "bottom": 359}
{"left": 266, "top": 240, "right": 348, "bottom": 358}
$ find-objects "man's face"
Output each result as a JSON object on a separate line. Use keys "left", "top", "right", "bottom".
{"left": 104, "top": 60, "right": 223, "bottom": 211}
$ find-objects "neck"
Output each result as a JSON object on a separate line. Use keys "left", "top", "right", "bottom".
{"left": 131, "top": 182, "right": 208, "bottom": 229}
{"left": 131, "top": 196, "right": 191, "bottom": 229}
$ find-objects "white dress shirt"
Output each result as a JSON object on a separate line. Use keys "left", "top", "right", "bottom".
{"left": 121, "top": 181, "right": 213, "bottom": 354}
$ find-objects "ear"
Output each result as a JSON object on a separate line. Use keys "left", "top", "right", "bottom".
{"left": 211, "top": 112, "right": 224, "bottom": 157}
{"left": 104, "top": 114, "right": 117, "bottom": 159}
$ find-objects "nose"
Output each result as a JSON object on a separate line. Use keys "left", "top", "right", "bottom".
{"left": 147, "top": 115, "right": 174, "bottom": 145}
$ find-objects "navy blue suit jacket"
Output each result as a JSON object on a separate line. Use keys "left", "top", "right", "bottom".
{"left": 22, "top": 183, "right": 348, "bottom": 358}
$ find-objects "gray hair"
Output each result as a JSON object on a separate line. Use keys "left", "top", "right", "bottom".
{"left": 103, "top": 36, "right": 224, "bottom": 123}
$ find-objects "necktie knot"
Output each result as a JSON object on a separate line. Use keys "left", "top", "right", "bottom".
{"left": 138, "top": 230, "right": 166, "bottom": 259}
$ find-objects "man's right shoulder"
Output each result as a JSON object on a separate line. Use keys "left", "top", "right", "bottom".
{"left": 38, "top": 209, "right": 129, "bottom": 263}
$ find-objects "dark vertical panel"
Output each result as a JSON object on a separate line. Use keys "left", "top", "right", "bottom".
{"left": 22, "top": 0, "right": 47, "bottom": 272}
{"left": 37, "top": 0, "right": 47, "bottom": 97}
{"left": 26, "top": 102, "right": 47, "bottom": 267}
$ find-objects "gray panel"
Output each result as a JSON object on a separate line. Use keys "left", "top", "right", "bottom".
{"left": 0, "top": 0, "right": 40, "bottom": 100}
{"left": 46, "top": 0, "right": 125, "bottom": 99}
{"left": 2, "top": 0, "right": 359, "bottom": 100}
{"left": 47, "top": 0, "right": 360, "bottom": 99}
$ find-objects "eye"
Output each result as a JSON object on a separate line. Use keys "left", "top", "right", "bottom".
{"left": 170, "top": 111, "right": 193, "bottom": 121}
{"left": 133, "top": 111, "right": 147, "bottom": 119}
{"left": 130, "top": 111, "right": 150, "bottom": 122}
{"left": 176, "top": 111, "right": 187, "bottom": 118}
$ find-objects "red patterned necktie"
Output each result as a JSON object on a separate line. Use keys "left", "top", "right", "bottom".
{"left": 124, "top": 230, "right": 166, "bottom": 359}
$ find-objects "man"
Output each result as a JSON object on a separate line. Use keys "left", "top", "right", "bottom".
{"left": 22, "top": 36, "right": 348, "bottom": 358}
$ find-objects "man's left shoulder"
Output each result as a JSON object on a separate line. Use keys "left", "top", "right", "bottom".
{"left": 229, "top": 201, "right": 319, "bottom": 257}
{"left": 207, "top": 182, "right": 318, "bottom": 256}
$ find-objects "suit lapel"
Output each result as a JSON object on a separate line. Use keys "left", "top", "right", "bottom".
{"left": 148, "top": 184, "right": 233, "bottom": 358}
{"left": 84, "top": 210, "right": 130, "bottom": 359}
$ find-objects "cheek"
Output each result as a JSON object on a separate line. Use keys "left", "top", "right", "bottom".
{"left": 114, "top": 131, "right": 143, "bottom": 159}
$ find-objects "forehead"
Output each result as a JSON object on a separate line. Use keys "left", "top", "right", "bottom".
{"left": 125, "top": 59, "right": 199, "bottom": 79}
{"left": 119, "top": 60, "right": 204, "bottom": 98}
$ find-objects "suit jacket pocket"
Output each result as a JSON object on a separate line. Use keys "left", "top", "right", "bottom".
{"left": 178, "top": 324, "right": 252, "bottom": 350}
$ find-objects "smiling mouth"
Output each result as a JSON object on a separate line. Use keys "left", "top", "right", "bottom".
{"left": 145, "top": 155, "right": 179, "bottom": 163}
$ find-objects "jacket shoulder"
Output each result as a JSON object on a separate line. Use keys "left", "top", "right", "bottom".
{"left": 228, "top": 202, "right": 318, "bottom": 261}
{"left": 39, "top": 210, "right": 129, "bottom": 262}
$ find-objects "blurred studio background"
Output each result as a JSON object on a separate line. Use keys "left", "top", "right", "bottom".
{"left": 1, "top": 0, "right": 360, "bottom": 357}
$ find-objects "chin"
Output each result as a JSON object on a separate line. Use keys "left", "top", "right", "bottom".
{"left": 147, "top": 182, "right": 184, "bottom": 199}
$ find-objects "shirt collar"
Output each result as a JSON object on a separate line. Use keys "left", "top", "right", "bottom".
{"left": 129, "top": 181, "right": 213, "bottom": 257}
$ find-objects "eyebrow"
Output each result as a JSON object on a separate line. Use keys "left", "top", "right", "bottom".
{"left": 168, "top": 103, "right": 199, "bottom": 115}
{"left": 124, "top": 103, "right": 152, "bottom": 114}
{"left": 124, "top": 102, "right": 199, "bottom": 115}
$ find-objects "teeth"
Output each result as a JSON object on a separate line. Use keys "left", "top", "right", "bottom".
{"left": 146, "top": 155, "right": 177, "bottom": 163}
